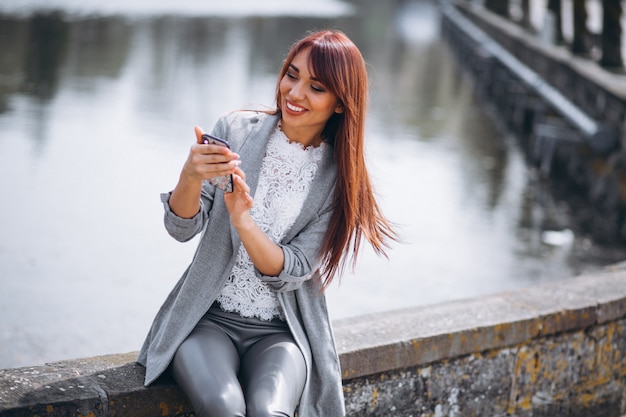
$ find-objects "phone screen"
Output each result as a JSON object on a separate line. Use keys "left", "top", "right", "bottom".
{"left": 201, "top": 133, "right": 234, "bottom": 193}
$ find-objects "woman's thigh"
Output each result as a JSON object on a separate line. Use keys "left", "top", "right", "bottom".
{"left": 170, "top": 320, "right": 245, "bottom": 417}
{"left": 240, "top": 333, "right": 306, "bottom": 417}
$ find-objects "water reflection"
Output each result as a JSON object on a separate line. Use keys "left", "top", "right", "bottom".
{"left": 1, "top": 0, "right": 624, "bottom": 368}
{"left": 0, "top": 0, "right": 354, "bottom": 18}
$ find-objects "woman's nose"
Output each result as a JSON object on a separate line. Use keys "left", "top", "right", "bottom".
{"left": 289, "top": 81, "right": 305, "bottom": 100}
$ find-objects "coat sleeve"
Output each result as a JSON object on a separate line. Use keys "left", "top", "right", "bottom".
{"left": 160, "top": 184, "right": 217, "bottom": 242}
{"left": 256, "top": 192, "right": 335, "bottom": 292}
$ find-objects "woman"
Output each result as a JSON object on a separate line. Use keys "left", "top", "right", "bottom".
{"left": 138, "top": 29, "right": 396, "bottom": 417}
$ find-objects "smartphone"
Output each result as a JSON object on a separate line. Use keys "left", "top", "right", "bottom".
{"left": 201, "top": 133, "right": 234, "bottom": 193}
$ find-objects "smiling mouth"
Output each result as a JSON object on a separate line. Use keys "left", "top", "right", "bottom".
{"left": 286, "top": 101, "right": 306, "bottom": 113}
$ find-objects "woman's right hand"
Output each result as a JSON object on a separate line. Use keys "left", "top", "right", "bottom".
{"left": 180, "top": 125, "right": 240, "bottom": 183}
{"left": 169, "top": 126, "right": 240, "bottom": 219}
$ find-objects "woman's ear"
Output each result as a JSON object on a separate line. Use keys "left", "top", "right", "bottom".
{"left": 335, "top": 102, "right": 345, "bottom": 114}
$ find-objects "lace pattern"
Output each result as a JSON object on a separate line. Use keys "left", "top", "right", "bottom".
{"left": 217, "top": 127, "right": 325, "bottom": 321}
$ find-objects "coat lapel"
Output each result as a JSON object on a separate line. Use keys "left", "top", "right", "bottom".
{"left": 237, "top": 113, "right": 278, "bottom": 198}
{"left": 227, "top": 113, "right": 278, "bottom": 249}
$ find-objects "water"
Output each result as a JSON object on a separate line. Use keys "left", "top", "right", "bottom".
{"left": 1, "top": 0, "right": 624, "bottom": 368}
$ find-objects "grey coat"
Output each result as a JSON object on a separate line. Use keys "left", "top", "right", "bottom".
{"left": 137, "top": 111, "right": 346, "bottom": 416}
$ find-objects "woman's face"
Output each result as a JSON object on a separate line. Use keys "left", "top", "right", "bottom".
{"left": 279, "top": 48, "right": 343, "bottom": 140}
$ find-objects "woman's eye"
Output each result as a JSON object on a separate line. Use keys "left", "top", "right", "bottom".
{"left": 311, "top": 84, "right": 325, "bottom": 93}
{"left": 286, "top": 71, "right": 297, "bottom": 80}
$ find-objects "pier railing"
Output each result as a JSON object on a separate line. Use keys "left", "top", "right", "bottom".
{"left": 440, "top": 0, "right": 618, "bottom": 174}
{"left": 441, "top": 0, "right": 626, "bottom": 245}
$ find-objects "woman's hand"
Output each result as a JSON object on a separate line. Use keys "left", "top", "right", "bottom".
{"left": 224, "top": 167, "right": 254, "bottom": 229}
{"left": 169, "top": 125, "right": 240, "bottom": 219}
{"left": 180, "top": 126, "right": 240, "bottom": 183}
{"left": 225, "top": 168, "right": 285, "bottom": 277}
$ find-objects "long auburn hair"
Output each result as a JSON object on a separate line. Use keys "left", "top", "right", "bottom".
{"left": 274, "top": 30, "right": 397, "bottom": 289}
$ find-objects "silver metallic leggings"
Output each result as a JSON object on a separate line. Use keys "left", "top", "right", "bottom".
{"left": 170, "top": 303, "right": 306, "bottom": 417}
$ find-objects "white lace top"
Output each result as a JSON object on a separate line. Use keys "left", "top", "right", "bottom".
{"left": 216, "top": 126, "right": 326, "bottom": 321}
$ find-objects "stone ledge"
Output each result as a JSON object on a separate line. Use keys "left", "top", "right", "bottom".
{"left": 334, "top": 267, "right": 626, "bottom": 380}
{"left": 1, "top": 267, "right": 626, "bottom": 415}
{"left": 0, "top": 354, "right": 193, "bottom": 416}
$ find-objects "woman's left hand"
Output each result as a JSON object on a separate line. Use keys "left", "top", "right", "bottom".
{"left": 224, "top": 167, "right": 255, "bottom": 229}
{"left": 224, "top": 166, "right": 284, "bottom": 276}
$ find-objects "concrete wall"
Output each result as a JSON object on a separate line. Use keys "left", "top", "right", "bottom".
{"left": 2, "top": 263, "right": 626, "bottom": 416}
{"left": 447, "top": 0, "right": 626, "bottom": 245}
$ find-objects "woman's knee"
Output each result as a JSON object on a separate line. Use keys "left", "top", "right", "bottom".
{"left": 193, "top": 382, "right": 246, "bottom": 417}
{"left": 246, "top": 400, "right": 293, "bottom": 417}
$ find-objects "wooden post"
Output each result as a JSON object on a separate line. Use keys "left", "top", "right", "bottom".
{"left": 521, "top": 0, "right": 532, "bottom": 29}
{"left": 547, "top": 0, "right": 565, "bottom": 43}
{"left": 485, "top": 0, "right": 509, "bottom": 18}
{"left": 600, "top": 0, "right": 624, "bottom": 68}
{"left": 571, "top": 0, "right": 589, "bottom": 55}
